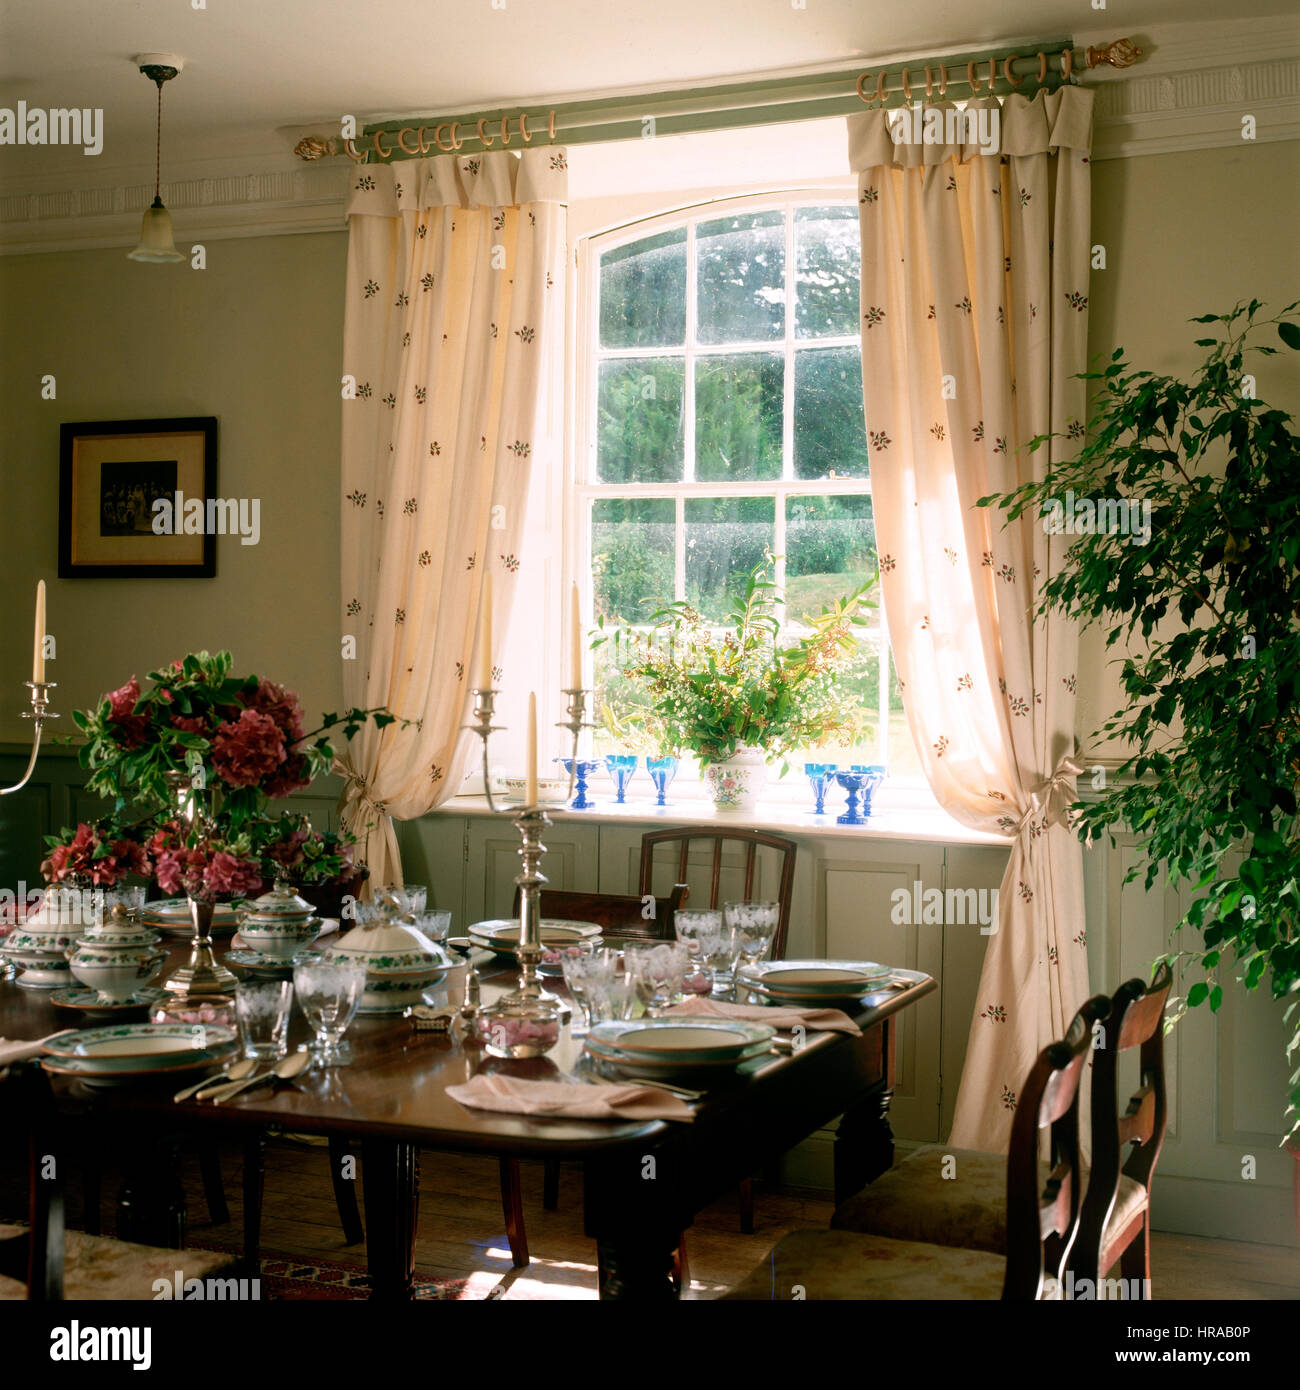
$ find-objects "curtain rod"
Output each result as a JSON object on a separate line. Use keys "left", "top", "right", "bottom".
{"left": 294, "top": 36, "right": 1141, "bottom": 163}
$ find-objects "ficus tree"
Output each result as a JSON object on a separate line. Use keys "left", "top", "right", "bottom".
{"left": 980, "top": 301, "right": 1300, "bottom": 1140}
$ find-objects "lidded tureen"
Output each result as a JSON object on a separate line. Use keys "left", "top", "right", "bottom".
{"left": 0, "top": 883, "right": 94, "bottom": 989}
{"left": 236, "top": 881, "right": 322, "bottom": 960}
{"left": 320, "top": 888, "right": 448, "bottom": 1013}
{"left": 66, "top": 903, "right": 167, "bottom": 1003}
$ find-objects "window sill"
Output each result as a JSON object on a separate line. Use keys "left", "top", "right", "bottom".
{"left": 433, "top": 791, "right": 1010, "bottom": 847}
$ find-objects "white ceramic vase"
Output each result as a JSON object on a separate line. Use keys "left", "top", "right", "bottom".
{"left": 701, "top": 746, "right": 769, "bottom": 812}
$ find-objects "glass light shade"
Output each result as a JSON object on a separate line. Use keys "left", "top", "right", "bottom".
{"left": 127, "top": 197, "right": 184, "bottom": 263}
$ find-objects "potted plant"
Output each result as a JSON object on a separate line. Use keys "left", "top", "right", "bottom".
{"left": 597, "top": 559, "right": 874, "bottom": 811}
{"left": 979, "top": 300, "right": 1300, "bottom": 1141}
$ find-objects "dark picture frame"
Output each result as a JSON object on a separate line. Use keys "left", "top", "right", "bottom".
{"left": 58, "top": 417, "right": 218, "bottom": 578}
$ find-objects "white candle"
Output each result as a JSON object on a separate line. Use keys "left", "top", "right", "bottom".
{"left": 33, "top": 581, "right": 45, "bottom": 684}
{"left": 526, "top": 690, "right": 538, "bottom": 806}
{"left": 475, "top": 571, "right": 493, "bottom": 690}
{"left": 569, "top": 581, "right": 583, "bottom": 690}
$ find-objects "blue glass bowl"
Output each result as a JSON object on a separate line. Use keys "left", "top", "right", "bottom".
{"left": 556, "top": 757, "right": 605, "bottom": 810}
{"left": 804, "top": 762, "right": 839, "bottom": 815}
{"left": 835, "top": 766, "right": 885, "bottom": 825}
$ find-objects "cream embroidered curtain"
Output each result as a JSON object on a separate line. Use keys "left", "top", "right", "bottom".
{"left": 849, "top": 89, "right": 1094, "bottom": 1150}
{"left": 338, "top": 148, "right": 567, "bottom": 886}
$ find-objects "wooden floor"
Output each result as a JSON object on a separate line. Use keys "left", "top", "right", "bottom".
{"left": 85, "top": 1135, "right": 1300, "bottom": 1300}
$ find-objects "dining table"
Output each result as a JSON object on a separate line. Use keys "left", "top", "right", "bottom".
{"left": 0, "top": 939, "right": 935, "bottom": 1301}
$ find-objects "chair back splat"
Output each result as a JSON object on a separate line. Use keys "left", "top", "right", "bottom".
{"left": 637, "top": 828, "right": 797, "bottom": 960}
{"left": 1071, "top": 961, "right": 1173, "bottom": 1285}
{"left": 1003, "top": 994, "right": 1110, "bottom": 1299}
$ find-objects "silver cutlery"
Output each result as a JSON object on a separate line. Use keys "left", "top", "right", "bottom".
{"left": 208, "top": 1048, "right": 312, "bottom": 1104}
{"left": 174, "top": 1057, "right": 255, "bottom": 1103}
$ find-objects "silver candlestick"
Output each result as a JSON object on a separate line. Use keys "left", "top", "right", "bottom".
{"left": 1, "top": 681, "right": 58, "bottom": 796}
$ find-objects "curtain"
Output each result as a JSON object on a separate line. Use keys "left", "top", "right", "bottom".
{"left": 849, "top": 89, "right": 1094, "bottom": 1151}
{"left": 337, "top": 147, "right": 567, "bottom": 886}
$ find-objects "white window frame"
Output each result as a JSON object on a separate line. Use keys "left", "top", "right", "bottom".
{"left": 565, "top": 191, "right": 914, "bottom": 800}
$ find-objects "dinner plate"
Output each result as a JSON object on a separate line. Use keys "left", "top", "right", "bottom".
{"left": 40, "top": 1051, "right": 232, "bottom": 1089}
{"left": 139, "top": 898, "right": 240, "bottom": 937}
{"left": 737, "top": 959, "right": 893, "bottom": 999}
{"left": 583, "top": 1033, "right": 770, "bottom": 1079}
{"left": 225, "top": 947, "right": 322, "bottom": 976}
{"left": 50, "top": 986, "right": 167, "bottom": 1019}
{"left": 588, "top": 1017, "right": 773, "bottom": 1060}
{"left": 41, "top": 1023, "right": 239, "bottom": 1073}
{"left": 469, "top": 919, "right": 602, "bottom": 944}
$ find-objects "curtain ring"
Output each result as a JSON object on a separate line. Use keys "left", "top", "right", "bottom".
{"left": 434, "top": 123, "right": 455, "bottom": 152}
{"left": 397, "top": 126, "right": 419, "bottom": 156}
{"left": 901, "top": 67, "right": 912, "bottom": 103}
{"left": 1037, "top": 51, "right": 1048, "bottom": 85}
{"left": 1061, "top": 47, "right": 1074, "bottom": 82}
{"left": 1004, "top": 56, "right": 1024, "bottom": 89}
{"left": 499, "top": 115, "right": 512, "bottom": 146}
{"left": 938, "top": 63, "right": 948, "bottom": 97}
{"left": 417, "top": 125, "right": 432, "bottom": 154}
{"left": 967, "top": 60, "right": 982, "bottom": 95}
{"left": 342, "top": 138, "right": 366, "bottom": 163}
{"left": 856, "top": 72, "right": 873, "bottom": 102}
{"left": 519, "top": 112, "right": 532, "bottom": 143}
{"left": 477, "top": 118, "right": 494, "bottom": 149}
{"left": 547, "top": 110, "right": 556, "bottom": 139}
{"left": 987, "top": 58, "right": 997, "bottom": 91}
{"left": 924, "top": 65, "right": 934, "bottom": 99}
{"left": 372, "top": 129, "right": 391, "bottom": 159}
{"left": 448, "top": 121, "right": 464, "bottom": 151}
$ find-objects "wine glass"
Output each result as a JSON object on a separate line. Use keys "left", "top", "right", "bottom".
{"left": 561, "top": 947, "right": 619, "bottom": 1034}
{"left": 293, "top": 960, "right": 366, "bottom": 1067}
{"left": 624, "top": 941, "right": 689, "bottom": 1015}
{"left": 725, "top": 900, "right": 779, "bottom": 993}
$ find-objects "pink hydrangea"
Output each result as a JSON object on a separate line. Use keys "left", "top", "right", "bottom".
{"left": 203, "top": 851, "right": 263, "bottom": 900}
{"left": 105, "top": 676, "right": 149, "bottom": 748}
{"left": 211, "top": 708, "right": 286, "bottom": 789}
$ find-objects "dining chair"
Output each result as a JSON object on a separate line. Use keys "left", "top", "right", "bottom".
{"left": 0, "top": 1061, "right": 238, "bottom": 1300}
{"left": 828, "top": 964, "right": 1173, "bottom": 1295}
{"left": 721, "top": 993, "right": 1109, "bottom": 1299}
{"left": 498, "top": 884, "right": 687, "bottom": 1266}
{"left": 639, "top": 825, "right": 798, "bottom": 1235}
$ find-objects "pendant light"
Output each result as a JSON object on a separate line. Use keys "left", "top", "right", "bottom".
{"left": 128, "top": 54, "right": 185, "bottom": 263}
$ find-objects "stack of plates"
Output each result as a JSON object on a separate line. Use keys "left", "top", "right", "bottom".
{"left": 736, "top": 959, "right": 895, "bottom": 1005}
{"left": 584, "top": 1017, "right": 774, "bottom": 1080}
{"left": 139, "top": 898, "right": 240, "bottom": 938}
{"left": 468, "top": 919, "right": 602, "bottom": 961}
{"left": 40, "top": 1023, "right": 239, "bottom": 1089}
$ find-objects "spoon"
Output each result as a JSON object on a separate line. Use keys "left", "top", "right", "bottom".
{"left": 175, "top": 1057, "right": 256, "bottom": 1103}
{"left": 207, "top": 1048, "right": 313, "bottom": 1105}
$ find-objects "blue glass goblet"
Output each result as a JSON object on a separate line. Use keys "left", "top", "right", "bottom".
{"left": 835, "top": 766, "right": 885, "bottom": 825}
{"left": 804, "top": 762, "right": 839, "bottom": 815}
{"left": 646, "top": 757, "right": 678, "bottom": 807}
{"left": 604, "top": 754, "right": 639, "bottom": 804}
{"left": 556, "top": 757, "right": 604, "bottom": 810}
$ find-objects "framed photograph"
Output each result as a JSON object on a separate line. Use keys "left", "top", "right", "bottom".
{"left": 58, "top": 417, "right": 218, "bottom": 578}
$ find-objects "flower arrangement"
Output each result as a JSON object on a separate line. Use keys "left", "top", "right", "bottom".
{"left": 40, "top": 818, "right": 151, "bottom": 888}
{"left": 73, "top": 650, "right": 392, "bottom": 832}
{"left": 596, "top": 559, "right": 875, "bottom": 767}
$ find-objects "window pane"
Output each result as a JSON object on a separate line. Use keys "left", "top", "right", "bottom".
{"left": 597, "top": 357, "right": 685, "bottom": 483}
{"left": 591, "top": 498, "right": 675, "bottom": 627}
{"left": 695, "top": 212, "right": 785, "bottom": 344}
{"left": 793, "top": 346, "right": 868, "bottom": 480}
{"left": 795, "top": 205, "right": 861, "bottom": 339}
{"left": 785, "top": 494, "right": 876, "bottom": 620}
{"left": 695, "top": 351, "right": 783, "bottom": 482}
{"left": 599, "top": 229, "right": 686, "bottom": 348}
{"left": 684, "top": 496, "right": 775, "bottom": 622}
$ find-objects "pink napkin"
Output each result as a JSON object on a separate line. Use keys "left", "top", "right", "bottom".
{"left": 446, "top": 1073, "right": 694, "bottom": 1123}
{"left": 665, "top": 996, "right": 861, "bottom": 1036}
{"left": 0, "top": 1032, "right": 75, "bottom": 1067}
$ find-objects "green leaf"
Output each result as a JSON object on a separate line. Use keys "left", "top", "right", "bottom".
{"left": 1279, "top": 321, "right": 1300, "bottom": 351}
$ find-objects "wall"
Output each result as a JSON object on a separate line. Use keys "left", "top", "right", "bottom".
{"left": 0, "top": 231, "right": 348, "bottom": 742}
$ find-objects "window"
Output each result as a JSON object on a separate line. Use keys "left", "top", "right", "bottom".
{"left": 573, "top": 196, "right": 919, "bottom": 784}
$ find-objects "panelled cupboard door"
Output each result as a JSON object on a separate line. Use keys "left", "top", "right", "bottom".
{"left": 463, "top": 816, "right": 601, "bottom": 924}
{"left": 395, "top": 814, "right": 469, "bottom": 926}
{"left": 812, "top": 841, "right": 945, "bottom": 1143}
{"left": 937, "top": 844, "right": 1009, "bottom": 1141}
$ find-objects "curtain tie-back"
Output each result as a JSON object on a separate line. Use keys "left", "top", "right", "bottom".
{"left": 334, "top": 762, "right": 388, "bottom": 826}
{"left": 1017, "top": 753, "right": 1086, "bottom": 837}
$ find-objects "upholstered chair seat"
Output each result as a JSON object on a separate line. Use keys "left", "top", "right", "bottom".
{"left": 0, "top": 1222, "right": 236, "bottom": 1301}
{"left": 830, "top": 1146, "right": 1147, "bottom": 1260}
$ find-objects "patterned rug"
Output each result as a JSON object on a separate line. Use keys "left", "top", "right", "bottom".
{"left": 186, "top": 1242, "right": 471, "bottom": 1300}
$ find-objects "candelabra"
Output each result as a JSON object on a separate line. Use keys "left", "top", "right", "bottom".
{"left": 460, "top": 685, "right": 593, "bottom": 1056}
{"left": 1, "top": 681, "right": 58, "bottom": 796}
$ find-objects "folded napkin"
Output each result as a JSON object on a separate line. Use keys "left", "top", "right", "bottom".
{"left": 664, "top": 996, "right": 861, "bottom": 1036}
{"left": 446, "top": 1073, "right": 694, "bottom": 1123}
{"left": 0, "top": 1032, "right": 74, "bottom": 1067}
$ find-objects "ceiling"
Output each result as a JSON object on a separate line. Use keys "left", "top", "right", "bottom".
{"left": 0, "top": 0, "right": 1295, "bottom": 191}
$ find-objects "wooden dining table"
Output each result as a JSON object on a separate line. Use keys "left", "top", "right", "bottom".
{"left": 0, "top": 941, "right": 935, "bottom": 1301}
